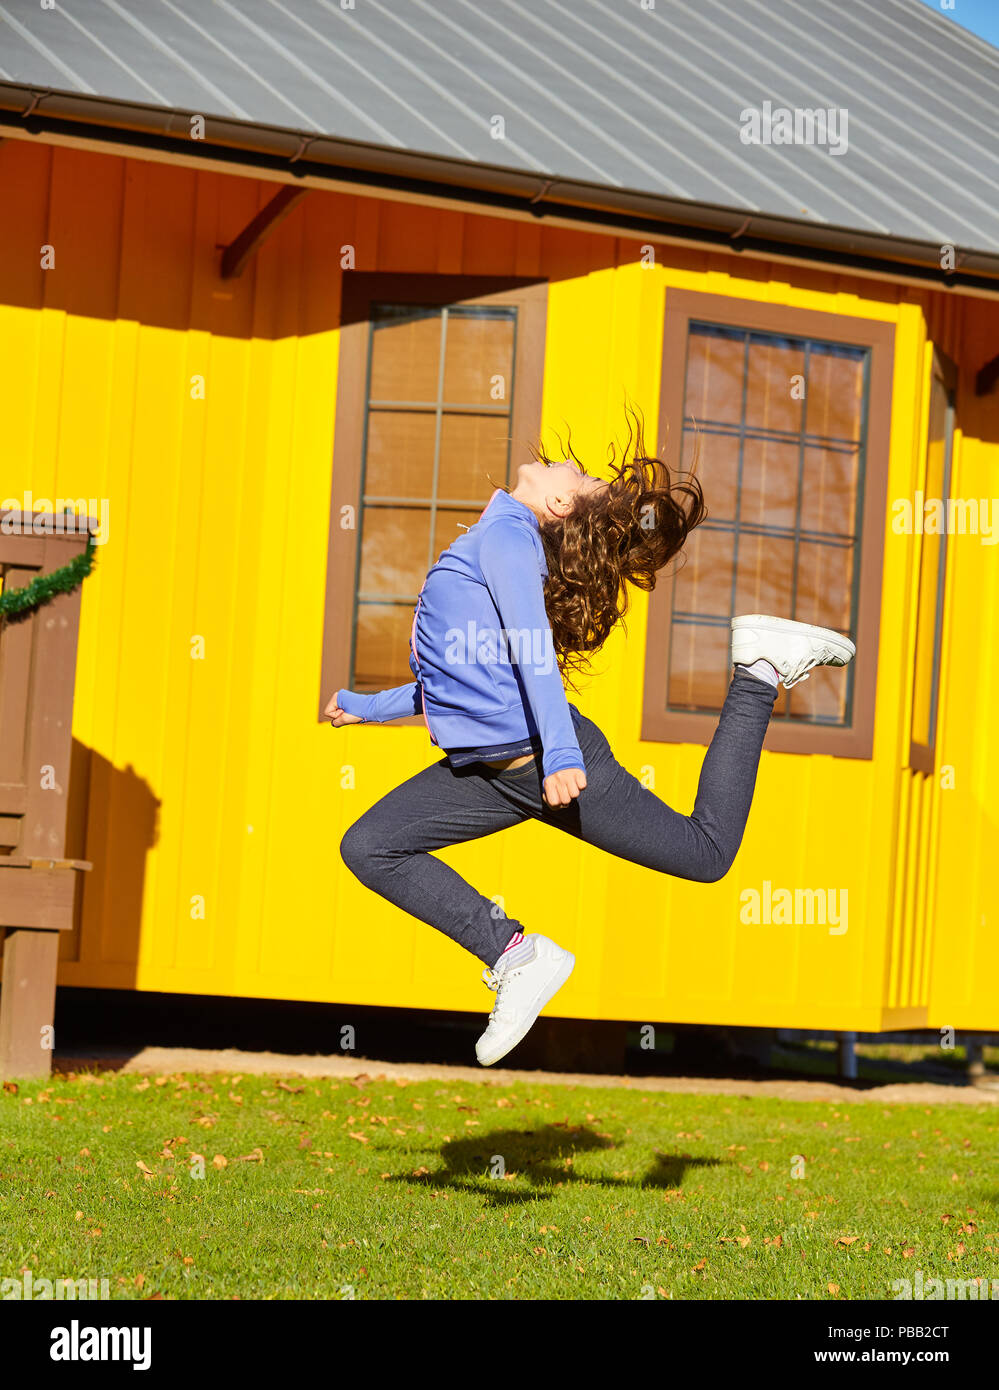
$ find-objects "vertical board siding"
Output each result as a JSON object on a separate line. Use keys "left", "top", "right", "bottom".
{"left": 0, "top": 138, "right": 996, "bottom": 1028}
{"left": 926, "top": 291, "right": 999, "bottom": 1029}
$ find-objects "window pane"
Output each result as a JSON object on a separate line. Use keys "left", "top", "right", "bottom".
{"left": 691, "top": 430, "right": 739, "bottom": 520}
{"left": 925, "top": 376, "right": 949, "bottom": 499}
{"left": 745, "top": 335, "right": 806, "bottom": 435}
{"left": 808, "top": 347, "right": 864, "bottom": 442}
{"left": 741, "top": 437, "right": 800, "bottom": 530}
{"left": 788, "top": 667, "right": 848, "bottom": 724}
{"left": 795, "top": 540, "right": 854, "bottom": 631}
{"left": 668, "top": 621, "right": 730, "bottom": 711}
{"left": 438, "top": 412, "right": 511, "bottom": 500}
{"left": 365, "top": 409, "right": 436, "bottom": 499}
{"left": 735, "top": 534, "right": 795, "bottom": 614}
{"left": 442, "top": 309, "right": 515, "bottom": 405}
{"left": 358, "top": 507, "right": 430, "bottom": 598}
{"left": 355, "top": 603, "right": 413, "bottom": 689}
{"left": 672, "top": 527, "right": 735, "bottom": 622}
{"left": 685, "top": 327, "right": 744, "bottom": 426}
{"left": 799, "top": 445, "right": 859, "bottom": 535}
{"left": 369, "top": 307, "right": 441, "bottom": 401}
{"left": 433, "top": 508, "right": 483, "bottom": 564}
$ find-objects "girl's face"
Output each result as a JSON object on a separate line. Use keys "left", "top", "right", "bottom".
{"left": 511, "top": 459, "right": 605, "bottom": 520}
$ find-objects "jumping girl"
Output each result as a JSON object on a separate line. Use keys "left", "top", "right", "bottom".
{"left": 326, "top": 426, "right": 855, "bottom": 1066}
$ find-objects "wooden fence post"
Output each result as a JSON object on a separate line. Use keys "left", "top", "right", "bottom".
{"left": 0, "top": 516, "right": 93, "bottom": 1079}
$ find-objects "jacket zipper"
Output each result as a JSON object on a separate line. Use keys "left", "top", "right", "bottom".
{"left": 409, "top": 590, "right": 438, "bottom": 746}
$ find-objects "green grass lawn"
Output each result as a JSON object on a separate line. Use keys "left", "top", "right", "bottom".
{"left": 2, "top": 1069, "right": 997, "bottom": 1300}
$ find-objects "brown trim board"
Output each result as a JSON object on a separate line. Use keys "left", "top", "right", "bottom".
{"left": 908, "top": 346, "right": 957, "bottom": 776}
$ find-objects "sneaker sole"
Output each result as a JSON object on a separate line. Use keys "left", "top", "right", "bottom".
{"left": 476, "top": 951, "right": 576, "bottom": 1067}
{"left": 731, "top": 614, "right": 856, "bottom": 666}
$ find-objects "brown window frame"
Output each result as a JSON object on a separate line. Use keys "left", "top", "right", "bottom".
{"left": 909, "top": 346, "right": 957, "bottom": 775}
{"left": 318, "top": 273, "right": 548, "bottom": 723}
{"left": 642, "top": 289, "right": 895, "bottom": 759}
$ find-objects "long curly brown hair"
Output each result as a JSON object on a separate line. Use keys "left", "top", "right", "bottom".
{"left": 532, "top": 412, "right": 706, "bottom": 684}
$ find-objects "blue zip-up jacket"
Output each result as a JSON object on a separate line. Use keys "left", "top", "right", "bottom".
{"left": 336, "top": 490, "right": 585, "bottom": 778}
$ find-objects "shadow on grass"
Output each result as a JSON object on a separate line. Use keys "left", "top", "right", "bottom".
{"left": 386, "top": 1124, "right": 722, "bottom": 1205}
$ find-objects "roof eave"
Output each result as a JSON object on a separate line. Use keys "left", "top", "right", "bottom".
{"left": 2, "top": 82, "right": 998, "bottom": 294}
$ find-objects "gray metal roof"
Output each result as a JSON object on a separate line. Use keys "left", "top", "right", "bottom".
{"left": 1, "top": 0, "right": 998, "bottom": 254}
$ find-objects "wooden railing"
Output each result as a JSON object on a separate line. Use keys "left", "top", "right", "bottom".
{"left": 0, "top": 516, "right": 92, "bottom": 1078}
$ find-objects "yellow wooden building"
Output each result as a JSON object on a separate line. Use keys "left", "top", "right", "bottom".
{"left": 0, "top": 0, "right": 996, "bottom": 1037}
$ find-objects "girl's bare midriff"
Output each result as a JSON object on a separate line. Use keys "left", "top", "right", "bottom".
{"left": 483, "top": 754, "right": 535, "bottom": 770}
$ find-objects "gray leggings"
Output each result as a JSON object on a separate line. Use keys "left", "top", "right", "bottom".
{"left": 340, "top": 669, "right": 777, "bottom": 967}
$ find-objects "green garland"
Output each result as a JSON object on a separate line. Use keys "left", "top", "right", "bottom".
{"left": 0, "top": 533, "right": 97, "bottom": 619}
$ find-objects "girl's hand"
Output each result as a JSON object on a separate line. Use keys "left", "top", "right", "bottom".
{"left": 543, "top": 768, "right": 587, "bottom": 808}
{"left": 324, "top": 693, "right": 363, "bottom": 727}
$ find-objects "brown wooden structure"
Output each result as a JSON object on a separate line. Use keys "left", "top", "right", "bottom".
{"left": 0, "top": 515, "right": 91, "bottom": 1078}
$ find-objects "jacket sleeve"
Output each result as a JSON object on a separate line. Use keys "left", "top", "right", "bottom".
{"left": 336, "top": 683, "right": 421, "bottom": 723}
{"left": 477, "top": 523, "right": 585, "bottom": 779}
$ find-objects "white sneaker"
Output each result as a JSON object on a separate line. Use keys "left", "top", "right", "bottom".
{"left": 731, "top": 614, "right": 856, "bottom": 689}
{"left": 475, "top": 935, "right": 575, "bottom": 1067}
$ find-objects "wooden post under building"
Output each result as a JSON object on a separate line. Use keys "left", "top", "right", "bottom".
{"left": 0, "top": 516, "right": 92, "bottom": 1079}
